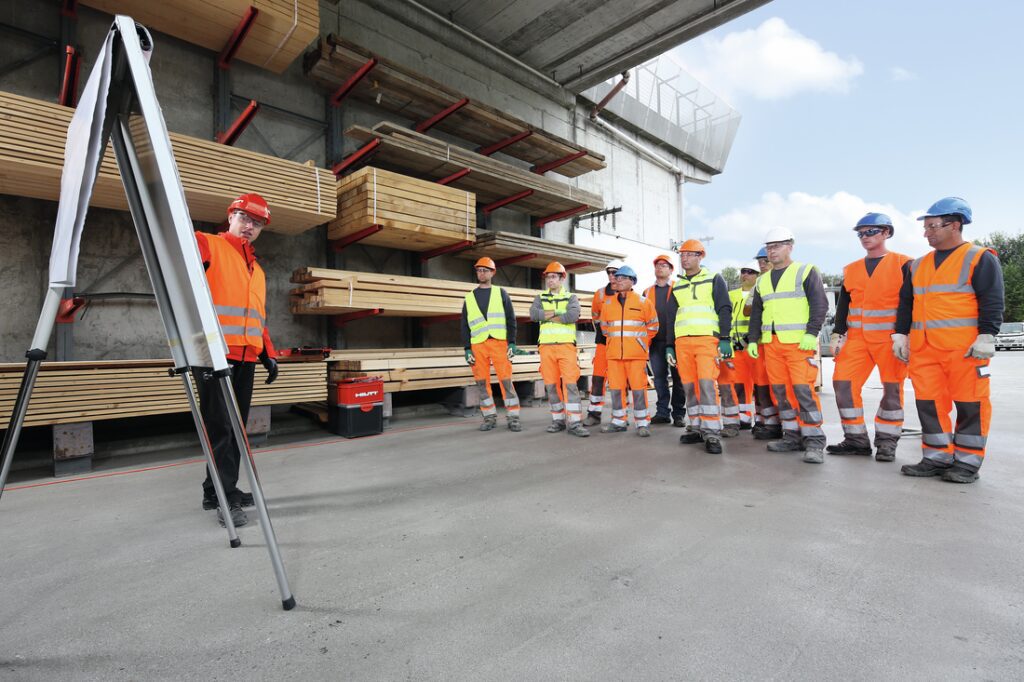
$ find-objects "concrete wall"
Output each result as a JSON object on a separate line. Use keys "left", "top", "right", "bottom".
{"left": 0, "top": 0, "right": 693, "bottom": 363}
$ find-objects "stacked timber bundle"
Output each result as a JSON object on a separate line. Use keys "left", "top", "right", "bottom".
{"left": 328, "top": 346, "right": 596, "bottom": 393}
{"left": 346, "top": 123, "right": 603, "bottom": 217}
{"left": 307, "top": 36, "right": 605, "bottom": 177}
{"left": 331, "top": 167, "right": 475, "bottom": 251}
{"left": 0, "top": 360, "right": 326, "bottom": 428}
{"left": 457, "top": 231, "right": 625, "bottom": 275}
{"left": 0, "top": 91, "right": 334, "bottom": 234}
{"left": 80, "top": 0, "right": 318, "bottom": 73}
{"left": 290, "top": 267, "right": 593, "bottom": 321}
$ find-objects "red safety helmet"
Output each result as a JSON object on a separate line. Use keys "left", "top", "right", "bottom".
{"left": 227, "top": 193, "right": 271, "bottom": 225}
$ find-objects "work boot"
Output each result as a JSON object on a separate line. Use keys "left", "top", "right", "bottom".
{"left": 567, "top": 423, "right": 590, "bottom": 438}
{"left": 739, "top": 422, "right": 752, "bottom": 431}
{"left": 203, "top": 490, "right": 254, "bottom": 510}
{"left": 767, "top": 438, "right": 805, "bottom": 452}
{"left": 673, "top": 417, "right": 686, "bottom": 428}
{"left": 942, "top": 464, "right": 979, "bottom": 484}
{"left": 217, "top": 502, "right": 247, "bottom": 528}
{"left": 826, "top": 440, "right": 872, "bottom": 456}
{"left": 546, "top": 421, "right": 567, "bottom": 433}
{"left": 507, "top": 416, "right": 522, "bottom": 432}
{"left": 650, "top": 415, "right": 671, "bottom": 425}
{"left": 679, "top": 432, "right": 702, "bottom": 445}
{"left": 704, "top": 436, "right": 722, "bottom": 454}
{"left": 900, "top": 459, "right": 950, "bottom": 477}
{"left": 802, "top": 449, "right": 824, "bottom": 464}
{"left": 754, "top": 425, "right": 783, "bottom": 441}
{"left": 875, "top": 444, "right": 897, "bottom": 462}
{"left": 721, "top": 426, "right": 740, "bottom": 438}
{"left": 636, "top": 426, "right": 651, "bottom": 437}
{"left": 583, "top": 412, "right": 602, "bottom": 426}
{"left": 600, "top": 423, "right": 627, "bottom": 433}
{"left": 479, "top": 415, "right": 497, "bottom": 431}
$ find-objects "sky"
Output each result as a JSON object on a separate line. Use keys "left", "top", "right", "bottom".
{"left": 669, "top": 0, "right": 1024, "bottom": 275}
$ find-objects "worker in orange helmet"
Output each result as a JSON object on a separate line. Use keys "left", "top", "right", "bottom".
{"left": 665, "top": 239, "right": 733, "bottom": 454}
{"left": 827, "top": 213, "right": 912, "bottom": 462}
{"left": 894, "top": 197, "right": 1004, "bottom": 483}
{"left": 461, "top": 257, "right": 522, "bottom": 432}
{"left": 598, "top": 264, "right": 659, "bottom": 436}
{"left": 583, "top": 259, "right": 624, "bottom": 426}
{"left": 644, "top": 253, "right": 686, "bottom": 426}
{"left": 196, "top": 193, "right": 279, "bottom": 528}
{"left": 530, "top": 262, "right": 588, "bottom": 437}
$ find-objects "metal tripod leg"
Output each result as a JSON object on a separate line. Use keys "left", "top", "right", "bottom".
{"left": 218, "top": 376, "right": 295, "bottom": 610}
{"left": 179, "top": 371, "right": 239, "bottom": 548}
{"left": 0, "top": 353, "right": 46, "bottom": 500}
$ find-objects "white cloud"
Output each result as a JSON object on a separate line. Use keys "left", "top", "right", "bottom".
{"left": 890, "top": 66, "right": 916, "bottom": 81}
{"left": 677, "top": 18, "right": 864, "bottom": 101}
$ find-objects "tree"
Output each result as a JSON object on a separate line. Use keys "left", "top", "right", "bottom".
{"left": 820, "top": 272, "right": 843, "bottom": 287}
{"left": 720, "top": 266, "right": 739, "bottom": 289}
{"left": 977, "top": 231, "right": 1024, "bottom": 322}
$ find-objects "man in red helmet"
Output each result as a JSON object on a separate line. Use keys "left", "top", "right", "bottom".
{"left": 195, "top": 193, "right": 279, "bottom": 528}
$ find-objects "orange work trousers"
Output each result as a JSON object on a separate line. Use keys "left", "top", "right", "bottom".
{"left": 832, "top": 335, "right": 907, "bottom": 449}
{"left": 588, "top": 342, "right": 608, "bottom": 415}
{"left": 764, "top": 338, "right": 824, "bottom": 449}
{"left": 607, "top": 359, "right": 649, "bottom": 428}
{"left": 719, "top": 348, "right": 754, "bottom": 428}
{"left": 471, "top": 338, "right": 520, "bottom": 417}
{"left": 540, "top": 343, "right": 582, "bottom": 424}
{"left": 909, "top": 341, "right": 991, "bottom": 471}
{"left": 675, "top": 336, "right": 721, "bottom": 435}
{"left": 752, "top": 349, "right": 779, "bottom": 426}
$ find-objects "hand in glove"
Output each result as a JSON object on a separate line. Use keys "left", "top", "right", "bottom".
{"left": 465, "top": 349, "right": 476, "bottom": 365}
{"left": 718, "top": 338, "right": 733, "bottom": 359}
{"left": 891, "top": 333, "right": 909, "bottom": 363}
{"left": 666, "top": 347, "right": 677, "bottom": 367}
{"left": 798, "top": 333, "right": 818, "bottom": 352}
{"left": 507, "top": 343, "right": 522, "bottom": 359}
{"left": 259, "top": 351, "right": 278, "bottom": 385}
{"left": 747, "top": 342, "right": 759, "bottom": 359}
{"left": 830, "top": 332, "right": 846, "bottom": 357}
{"left": 965, "top": 333, "right": 996, "bottom": 360}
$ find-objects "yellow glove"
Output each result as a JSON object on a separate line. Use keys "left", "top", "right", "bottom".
{"left": 798, "top": 333, "right": 818, "bottom": 351}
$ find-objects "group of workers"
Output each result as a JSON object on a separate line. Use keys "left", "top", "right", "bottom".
{"left": 461, "top": 196, "right": 1004, "bottom": 485}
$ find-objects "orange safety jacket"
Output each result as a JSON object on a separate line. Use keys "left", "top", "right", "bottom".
{"left": 843, "top": 251, "right": 911, "bottom": 342}
{"left": 599, "top": 290, "right": 658, "bottom": 360}
{"left": 591, "top": 286, "right": 615, "bottom": 344}
{"left": 909, "top": 242, "right": 994, "bottom": 352}
{"left": 197, "top": 231, "right": 273, "bottom": 362}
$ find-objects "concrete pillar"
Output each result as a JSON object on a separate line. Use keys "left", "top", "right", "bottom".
{"left": 53, "top": 422, "right": 93, "bottom": 477}
{"left": 245, "top": 405, "right": 271, "bottom": 445}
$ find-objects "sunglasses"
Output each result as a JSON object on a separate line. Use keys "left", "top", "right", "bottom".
{"left": 740, "top": 269, "right": 758, "bottom": 275}
{"left": 857, "top": 227, "right": 887, "bottom": 238}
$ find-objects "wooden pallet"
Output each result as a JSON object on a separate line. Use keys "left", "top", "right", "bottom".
{"left": 330, "top": 167, "right": 476, "bottom": 251}
{"left": 80, "top": 0, "right": 319, "bottom": 74}
{"left": 345, "top": 123, "right": 603, "bottom": 217}
{"left": 306, "top": 36, "right": 605, "bottom": 178}
{"left": 290, "top": 267, "right": 593, "bottom": 320}
{"left": 329, "top": 346, "right": 595, "bottom": 393}
{"left": 0, "top": 91, "right": 334, "bottom": 235}
{"left": 455, "top": 230, "right": 624, "bottom": 275}
{"left": 0, "top": 359, "right": 326, "bottom": 428}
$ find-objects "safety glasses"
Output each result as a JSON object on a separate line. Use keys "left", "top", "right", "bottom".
{"left": 740, "top": 269, "right": 758, "bottom": 275}
{"left": 857, "top": 227, "right": 886, "bottom": 238}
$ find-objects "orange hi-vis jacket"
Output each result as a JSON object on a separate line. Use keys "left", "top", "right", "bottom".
{"left": 200, "top": 232, "right": 269, "bottom": 361}
{"left": 600, "top": 291, "right": 658, "bottom": 360}
{"left": 843, "top": 252, "right": 911, "bottom": 342}
{"left": 909, "top": 242, "right": 994, "bottom": 352}
{"left": 591, "top": 286, "right": 615, "bottom": 344}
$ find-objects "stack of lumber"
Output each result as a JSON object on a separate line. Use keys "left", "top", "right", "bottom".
{"left": 328, "top": 346, "right": 596, "bottom": 393}
{"left": 456, "top": 231, "right": 625, "bottom": 275}
{"left": 80, "top": 0, "right": 318, "bottom": 74}
{"left": 0, "top": 359, "right": 326, "bottom": 428}
{"left": 346, "top": 123, "right": 603, "bottom": 216}
{"left": 290, "top": 267, "right": 592, "bottom": 320}
{"left": 0, "top": 91, "right": 334, "bottom": 235}
{"left": 306, "top": 36, "right": 604, "bottom": 177}
{"left": 331, "top": 167, "right": 475, "bottom": 251}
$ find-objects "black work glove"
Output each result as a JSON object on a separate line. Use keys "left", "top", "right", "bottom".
{"left": 259, "top": 351, "right": 278, "bottom": 385}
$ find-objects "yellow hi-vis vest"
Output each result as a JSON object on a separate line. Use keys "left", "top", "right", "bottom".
{"left": 465, "top": 286, "right": 507, "bottom": 344}
{"left": 672, "top": 267, "right": 719, "bottom": 336}
{"left": 538, "top": 287, "right": 576, "bottom": 344}
{"left": 756, "top": 262, "right": 813, "bottom": 344}
{"left": 729, "top": 287, "right": 752, "bottom": 343}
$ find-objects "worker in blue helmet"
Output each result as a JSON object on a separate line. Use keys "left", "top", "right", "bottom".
{"left": 746, "top": 244, "right": 779, "bottom": 438}
{"left": 755, "top": 247, "right": 770, "bottom": 274}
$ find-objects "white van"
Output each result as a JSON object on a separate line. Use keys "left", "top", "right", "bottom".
{"left": 995, "top": 322, "right": 1024, "bottom": 351}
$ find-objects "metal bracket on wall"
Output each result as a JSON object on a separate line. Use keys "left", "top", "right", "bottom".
{"left": 415, "top": 98, "right": 469, "bottom": 133}
{"left": 330, "top": 57, "right": 378, "bottom": 107}
{"left": 332, "top": 309, "right": 383, "bottom": 327}
{"left": 330, "top": 225, "right": 383, "bottom": 251}
{"left": 436, "top": 168, "right": 470, "bottom": 185}
{"left": 332, "top": 138, "right": 380, "bottom": 176}
{"left": 59, "top": 46, "right": 81, "bottom": 106}
{"left": 531, "top": 151, "right": 586, "bottom": 175}
{"left": 534, "top": 204, "right": 589, "bottom": 229}
{"left": 216, "top": 99, "right": 259, "bottom": 145}
{"left": 217, "top": 6, "right": 259, "bottom": 70}
{"left": 419, "top": 240, "right": 474, "bottom": 262}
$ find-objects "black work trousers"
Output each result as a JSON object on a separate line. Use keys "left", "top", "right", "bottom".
{"left": 199, "top": 360, "right": 255, "bottom": 505}
{"left": 650, "top": 339, "right": 685, "bottom": 419}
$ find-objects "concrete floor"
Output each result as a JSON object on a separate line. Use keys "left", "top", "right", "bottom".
{"left": 2, "top": 355, "right": 1024, "bottom": 681}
